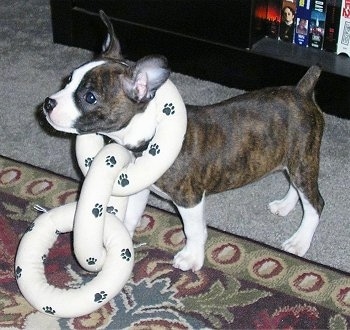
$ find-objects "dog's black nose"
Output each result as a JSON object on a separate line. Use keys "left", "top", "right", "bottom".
{"left": 43, "top": 97, "right": 57, "bottom": 113}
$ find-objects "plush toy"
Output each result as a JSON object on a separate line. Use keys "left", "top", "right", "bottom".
{"left": 15, "top": 80, "right": 187, "bottom": 318}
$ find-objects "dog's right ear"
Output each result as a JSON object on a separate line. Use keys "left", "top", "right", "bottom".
{"left": 99, "top": 10, "right": 122, "bottom": 60}
{"left": 121, "top": 56, "right": 171, "bottom": 103}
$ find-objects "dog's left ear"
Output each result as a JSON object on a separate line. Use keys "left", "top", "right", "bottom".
{"left": 121, "top": 55, "right": 170, "bottom": 102}
{"left": 100, "top": 10, "right": 122, "bottom": 60}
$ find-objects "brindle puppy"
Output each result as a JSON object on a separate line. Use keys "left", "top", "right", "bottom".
{"left": 44, "top": 11, "right": 324, "bottom": 271}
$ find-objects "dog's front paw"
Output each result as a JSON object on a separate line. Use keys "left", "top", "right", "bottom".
{"left": 173, "top": 247, "right": 204, "bottom": 272}
{"left": 282, "top": 232, "right": 311, "bottom": 256}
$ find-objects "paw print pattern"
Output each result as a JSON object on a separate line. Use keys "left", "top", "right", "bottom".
{"left": 86, "top": 257, "right": 97, "bottom": 265}
{"left": 105, "top": 155, "right": 117, "bottom": 167}
{"left": 149, "top": 143, "right": 160, "bottom": 156}
{"left": 42, "top": 254, "right": 47, "bottom": 263}
{"left": 92, "top": 203, "right": 103, "bottom": 218}
{"left": 118, "top": 173, "right": 129, "bottom": 187}
{"left": 15, "top": 266, "right": 22, "bottom": 279}
{"left": 42, "top": 306, "right": 56, "bottom": 315}
{"left": 85, "top": 157, "right": 94, "bottom": 168}
{"left": 121, "top": 248, "right": 132, "bottom": 262}
{"left": 94, "top": 291, "right": 107, "bottom": 303}
{"left": 162, "top": 103, "right": 175, "bottom": 116}
{"left": 106, "top": 206, "right": 118, "bottom": 215}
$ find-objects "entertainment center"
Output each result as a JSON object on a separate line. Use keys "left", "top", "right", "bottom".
{"left": 50, "top": 0, "right": 350, "bottom": 118}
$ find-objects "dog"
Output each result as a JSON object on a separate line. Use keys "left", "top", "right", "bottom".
{"left": 43, "top": 11, "right": 324, "bottom": 271}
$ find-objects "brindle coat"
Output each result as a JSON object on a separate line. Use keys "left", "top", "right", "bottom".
{"left": 156, "top": 65, "right": 324, "bottom": 215}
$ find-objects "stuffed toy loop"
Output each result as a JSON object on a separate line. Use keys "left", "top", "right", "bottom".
{"left": 15, "top": 203, "right": 134, "bottom": 318}
{"left": 15, "top": 144, "right": 134, "bottom": 318}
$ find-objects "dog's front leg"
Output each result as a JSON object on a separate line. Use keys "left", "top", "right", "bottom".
{"left": 174, "top": 196, "right": 207, "bottom": 271}
{"left": 123, "top": 189, "right": 150, "bottom": 237}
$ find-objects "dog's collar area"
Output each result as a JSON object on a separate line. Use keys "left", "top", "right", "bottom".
{"left": 117, "top": 60, "right": 129, "bottom": 67}
{"left": 104, "top": 57, "right": 130, "bottom": 68}
{"left": 97, "top": 133, "right": 150, "bottom": 155}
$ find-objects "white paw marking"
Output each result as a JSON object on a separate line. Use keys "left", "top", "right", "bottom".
{"left": 281, "top": 190, "right": 319, "bottom": 257}
{"left": 173, "top": 247, "right": 204, "bottom": 272}
{"left": 174, "top": 198, "right": 207, "bottom": 272}
{"left": 268, "top": 199, "right": 295, "bottom": 217}
{"left": 268, "top": 185, "right": 299, "bottom": 217}
{"left": 282, "top": 231, "right": 311, "bottom": 256}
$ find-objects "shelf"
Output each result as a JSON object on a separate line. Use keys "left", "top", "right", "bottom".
{"left": 251, "top": 37, "right": 350, "bottom": 78}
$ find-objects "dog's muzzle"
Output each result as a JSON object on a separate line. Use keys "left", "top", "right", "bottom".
{"left": 43, "top": 97, "right": 57, "bottom": 113}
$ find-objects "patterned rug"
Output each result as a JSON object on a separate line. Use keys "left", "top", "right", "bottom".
{"left": 0, "top": 156, "right": 349, "bottom": 329}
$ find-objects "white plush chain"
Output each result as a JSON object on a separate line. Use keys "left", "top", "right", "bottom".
{"left": 15, "top": 79, "right": 187, "bottom": 318}
{"left": 15, "top": 145, "right": 134, "bottom": 318}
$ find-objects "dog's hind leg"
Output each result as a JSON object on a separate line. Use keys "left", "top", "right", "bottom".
{"left": 282, "top": 189, "right": 322, "bottom": 256}
{"left": 269, "top": 182, "right": 300, "bottom": 216}
{"left": 281, "top": 164, "right": 324, "bottom": 256}
{"left": 173, "top": 196, "right": 208, "bottom": 271}
{"left": 281, "top": 110, "right": 324, "bottom": 256}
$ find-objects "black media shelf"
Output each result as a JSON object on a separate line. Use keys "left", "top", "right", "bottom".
{"left": 49, "top": 0, "right": 350, "bottom": 119}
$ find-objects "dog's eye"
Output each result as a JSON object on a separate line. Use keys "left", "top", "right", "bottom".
{"left": 85, "top": 92, "right": 97, "bottom": 104}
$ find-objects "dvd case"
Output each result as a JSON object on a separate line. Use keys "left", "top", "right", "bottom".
{"left": 309, "top": 0, "right": 327, "bottom": 49}
{"left": 252, "top": 0, "right": 282, "bottom": 40}
{"left": 294, "top": 0, "right": 312, "bottom": 46}
{"left": 279, "top": 0, "right": 298, "bottom": 42}
{"left": 337, "top": 0, "right": 350, "bottom": 55}
{"left": 324, "top": 0, "right": 342, "bottom": 52}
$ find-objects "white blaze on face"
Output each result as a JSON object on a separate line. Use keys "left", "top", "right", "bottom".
{"left": 46, "top": 61, "right": 105, "bottom": 133}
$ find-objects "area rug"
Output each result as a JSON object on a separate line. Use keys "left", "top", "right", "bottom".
{"left": 0, "top": 156, "right": 349, "bottom": 329}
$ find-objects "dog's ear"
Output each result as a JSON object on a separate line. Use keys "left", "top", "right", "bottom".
{"left": 100, "top": 10, "right": 122, "bottom": 59}
{"left": 121, "top": 56, "right": 170, "bottom": 102}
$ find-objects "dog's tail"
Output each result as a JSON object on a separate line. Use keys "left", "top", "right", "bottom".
{"left": 296, "top": 65, "right": 322, "bottom": 96}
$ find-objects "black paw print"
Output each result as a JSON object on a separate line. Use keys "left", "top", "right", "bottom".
{"left": 118, "top": 173, "right": 129, "bottom": 187}
{"left": 105, "top": 155, "right": 117, "bottom": 167}
{"left": 162, "top": 103, "right": 175, "bottom": 116}
{"left": 94, "top": 291, "right": 107, "bottom": 303}
{"left": 25, "top": 222, "right": 35, "bottom": 233}
{"left": 92, "top": 203, "right": 103, "bottom": 218}
{"left": 106, "top": 206, "right": 118, "bottom": 215}
{"left": 121, "top": 248, "right": 132, "bottom": 262}
{"left": 42, "top": 306, "right": 56, "bottom": 315}
{"left": 42, "top": 254, "right": 47, "bottom": 263}
{"left": 15, "top": 266, "right": 22, "bottom": 279}
{"left": 86, "top": 257, "right": 97, "bottom": 265}
{"left": 149, "top": 143, "right": 160, "bottom": 156}
{"left": 85, "top": 157, "right": 94, "bottom": 168}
